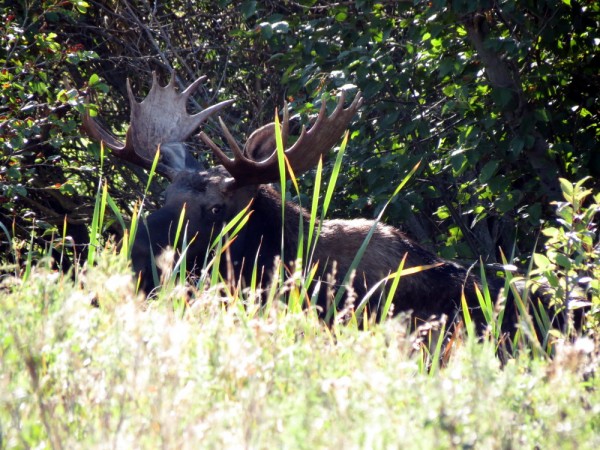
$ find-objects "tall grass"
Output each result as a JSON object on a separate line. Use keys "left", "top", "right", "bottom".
{"left": 1, "top": 99, "right": 599, "bottom": 448}
{"left": 1, "top": 249, "right": 598, "bottom": 449}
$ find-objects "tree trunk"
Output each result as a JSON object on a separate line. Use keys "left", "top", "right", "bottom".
{"left": 462, "top": 12, "right": 561, "bottom": 199}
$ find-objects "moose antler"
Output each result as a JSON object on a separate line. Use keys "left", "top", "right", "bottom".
{"left": 199, "top": 91, "right": 363, "bottom": 187}
{"left": 83, "top": 72, "right": 234, "bottom": 180}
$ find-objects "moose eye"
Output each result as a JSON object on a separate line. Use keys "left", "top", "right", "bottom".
{"left": 210, "top": 205, "right": 223, "bottom": 215}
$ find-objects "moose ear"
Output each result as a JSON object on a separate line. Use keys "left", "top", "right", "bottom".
{"left": 160, "top": 142, "right": 205, "bottom": 171}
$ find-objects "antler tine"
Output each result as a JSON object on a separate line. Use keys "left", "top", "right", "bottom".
{"left": 126, "top": 77, "right": 136, "bottom": 108}
{"left": 198, "top": 115, "right": 268, "bottom": 176}
{"left": 199, "top": 91, "right": 362, "bottom": 188}
{"left": 271, "top": 90, "right": 363, "bottom": 175}
{"left": 82, "top": 105, "right": 126, "bottom": 152}
{"left": 218, "top": 117, "right": 245, "bottom": 159}
{"left": 82, "top": 95, "right": 146, "bottom": 165}
{"left": 126, "top": 71, "right": 234, "bottom": 161}
{"left": 182, "top": 74, "right": 208, "bottom": 99}
{"left": 168, "top": 71, "right": 176, "bottom": 88}
{"left": 198, "top": 131, "right": 234, "bottom": 170}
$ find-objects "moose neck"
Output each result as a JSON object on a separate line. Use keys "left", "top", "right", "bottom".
{"left": 226, "top": 184, "right": 315, "bottom": 283}
{"left": 253, "top": 184, "right": 314, "bottom": 252}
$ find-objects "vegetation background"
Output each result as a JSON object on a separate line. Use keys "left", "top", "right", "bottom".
{"left": 2, "top": 0, "right": 599, "bottom": 268}
{"left": 1, "top": 1, "right": 600, "bottom": 448}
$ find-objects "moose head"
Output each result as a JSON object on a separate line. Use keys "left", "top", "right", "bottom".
{"left": 84, "top": 72, "right": 562, "bottom": 332}
{"left": 83, "top": 73, "right": 363, "bottom": 295}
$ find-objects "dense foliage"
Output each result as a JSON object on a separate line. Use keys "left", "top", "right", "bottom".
{"left": 1, "top": 3, "right": 600, "bottom": 447}
{"left": 1, "top": 0, "right": 599, "bottom": 268}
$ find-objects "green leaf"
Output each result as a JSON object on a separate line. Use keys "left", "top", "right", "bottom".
{"left": 559, "top": 178, "right": 574, "bottom": 200}
{"left": 510, "top": 136, "right": 525, "bottom": 155}
{"left": 541, "top": 226, "right": 560, "bottom": 239}
{"left": 534, "top": 108, "right": 551, "bottom": 122}
{"left": 89, "top": 73, "right": 100, "bottom": 86}
{"left": 272, "top": 21, "right": 289, "bottom": 34}
{"left": 442, "top": 85, "right": 455, "bottom": 97}
{"left": 479, "top": 160, "right": 499, "bottom": 183}
{"left": 533, "top": 253, "right": 551, "bottom": 270}
{"left": 75, "top": 1, "right": 89, "bottom": 13}
{"left": 491, "top": 87, "right": 515, "bottom": 109}
{"left": 554, "top": 253, "right": 572, "bottom": 269}
{"left": 259, "top": 22, "right": 273, "bottom": 39}
{"left": 240, "top": 0, "right": 257, "bottom": 19}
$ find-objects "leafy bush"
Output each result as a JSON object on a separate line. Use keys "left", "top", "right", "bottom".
{"left": 1, "top": 1, "right": 99, "bottom": 270}
{"left": 531, "top": 177, "right": 599, "bottom": 334}
{"left": 2, "top": 1, "right": 599, "bottom": 276}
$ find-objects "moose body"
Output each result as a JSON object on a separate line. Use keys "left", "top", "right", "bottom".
{"left": 85, "top": 73, "right": 538, "bottom": 331}
{"left": 133, "top": 178, "right": 493, "bottom": 325}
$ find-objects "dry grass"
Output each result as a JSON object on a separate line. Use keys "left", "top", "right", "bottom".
{"left": 1, "top": 252, "right": 599, "bottom": 449}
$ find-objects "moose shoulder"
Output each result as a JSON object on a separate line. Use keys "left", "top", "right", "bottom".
{"left": 83, "top": 72, "right": 550, "bottom": 332}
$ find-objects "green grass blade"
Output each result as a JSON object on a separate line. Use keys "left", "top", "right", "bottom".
{"left": 23, "top": 227, "right": 35, "bottom": 282}
{"left": 145, "top": 148, "right": 161, "bottom": 193}
{"left": 306, "top": 131, "right": 348, "bottom": 269}
{"left": 106, "top": 192, "right": 127, "bottom": 233}
{"left": 355, "top": 262, "right": 442, "bottom": 319}
{"left": 428, "top": 320, "right": 447, "bottom": 376}
{"left": 306, "top": 158, "right": 323, "bottom": 257}
{"left": 474, "top": 263, "right": 496, "bottom": 337}
{"left": 311, "top": 131, "right": 348, "bottom": 264}
{"left": 210, "top": 237, "right": 224, "bottom": 288}
{"left": 124, "top": 201, "right": 142, "bottom": 259}
{"left": 209, "top": 201, "right": 253, "bottom": 252}
{"left": 321, "top": 131, "right": 348, "bottom": 220}
{"left": 87, "top": 179, "right": 108, "bottom": 267}
{"left": 178, "top": 229, "right": 190, "bottom": 286}
{"left": 274, "top": 111, "right": 287, "bottom": 284}
{"left": 135, "top": 215, "right": 160, "bottom": 292}
{"left": 380, "top": 254, "right": 408, "bottom": 322}
{"left": 461, "top": 287, "right": 475, "bottom": 338}
{"left": 171, "top": 204, "right": 188, "bottom": 252}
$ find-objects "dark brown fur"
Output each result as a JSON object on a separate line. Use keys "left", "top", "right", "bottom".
{"left": 133, "top": 175, "right": 515, "bottom": 331}
{"left": 86, "top": 75, "right": 551, "bottom": 333}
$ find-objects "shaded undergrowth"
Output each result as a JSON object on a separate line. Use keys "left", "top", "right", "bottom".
{"left": 0, "top": 131, "right": 599, "bottom": 448}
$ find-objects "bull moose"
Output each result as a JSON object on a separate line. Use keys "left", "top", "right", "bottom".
{"left": 83, "top": 72, "right": 553, "bottom": 332}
